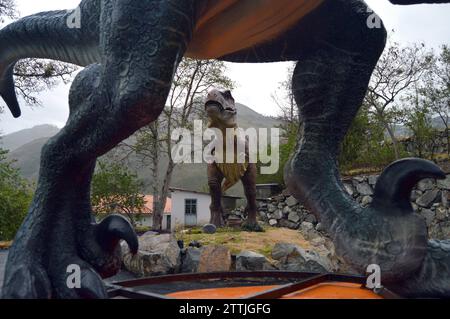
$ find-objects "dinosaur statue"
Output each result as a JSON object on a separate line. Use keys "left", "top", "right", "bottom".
{"left": 1, "top": 0, "right": 450, "bottom": 298}
{"left": 204, "top": 88, "right": 261, "bottom": 231}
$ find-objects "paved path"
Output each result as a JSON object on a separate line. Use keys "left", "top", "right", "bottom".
{"left": 0, "top": 250, "right": 8, "bottom": 296}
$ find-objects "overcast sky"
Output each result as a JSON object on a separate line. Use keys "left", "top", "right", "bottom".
{"left": 1, "top": 0, "right": 450, "bottom": 134}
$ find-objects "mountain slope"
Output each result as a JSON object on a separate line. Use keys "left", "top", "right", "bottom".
{"left": 5, "top": 103, "right": 282, "bottom": 196}
{"left": 1, "top": 124, "right": 59, "bottom": 152}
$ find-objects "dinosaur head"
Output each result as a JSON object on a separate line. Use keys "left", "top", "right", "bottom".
{"left": 205, "top": 89, "right": 237, "bottom": 128}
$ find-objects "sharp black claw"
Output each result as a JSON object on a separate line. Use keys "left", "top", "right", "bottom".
{"left": 371, "top": 158, "right": 446, "bottom": 213}
{"left": 95, "top": 214, "right": 138, "bottom": 254}
{"left": 0, "top": 64, "right": 21, "bottom": 118}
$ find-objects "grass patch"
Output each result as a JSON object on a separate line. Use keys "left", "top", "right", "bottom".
{"left": 175, "top": 226, "right": 311, "bottom": 260}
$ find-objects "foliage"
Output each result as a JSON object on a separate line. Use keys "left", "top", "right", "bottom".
{"left": 365, "top": 40, "right": 435, "bottom": 159}
{"left": 0, "top": 147, "right": 33, "bottom": 241}
{"left": 91, "top": 161, "right": 145, "bottom": 226}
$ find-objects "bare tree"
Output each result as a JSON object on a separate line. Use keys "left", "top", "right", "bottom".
{"left": 365, "top": 40, "right": 434, "bottom": 158}
{"left": 122, "top": 58, "right": 234, "bottom": 230}
{"left": 271, "top": 63, "right": 298, "bottom": 137}
{"left": 420, "top": 45, "right": 450, "bottom": 155}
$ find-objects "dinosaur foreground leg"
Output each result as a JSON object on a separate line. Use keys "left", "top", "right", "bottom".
{"left": 223, "top": 0, "right": 447, "bottom": 296}
{"left": 286, "top": 1, "right": 448, "bottom": 296}
{"left": 2, "top": 0, "right": 194, "bottom": 299}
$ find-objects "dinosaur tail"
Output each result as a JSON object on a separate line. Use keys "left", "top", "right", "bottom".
{"left": 0, "top": 0, "right": 100, "bottom": 118}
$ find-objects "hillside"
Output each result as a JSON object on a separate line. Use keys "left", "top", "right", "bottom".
{"left": 0, "top": 124, "right": 59, "bottom": 152}
{"left": 4, "top": 103, "right": 283, "bottom": 197}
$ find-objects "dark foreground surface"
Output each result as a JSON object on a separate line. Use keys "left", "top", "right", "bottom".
{"left": 0, "top": 250, "right": 8, "bottom": 295}
{"left": 0, "top": 249, "right": 136, "bottom": 297}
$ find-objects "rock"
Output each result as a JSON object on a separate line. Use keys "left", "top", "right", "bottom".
{"left": 181, "top": 247, "right": 201, "bottom": 273}
{"left": 353, "top": 176, "right": 366, "bottom": 183}
{"left": 283, "top": 206, "right": 292, "bottom": 216}
{"left": 202, "top": 224, "right": 217, "bottom": 234}
{"left": 436, "top": 207, "right": 448, "bottom": 221}
{"left": 288, "top": 211, "right": 301, "bottom": 223}
{"left": 438, "top": 175, "right": 450, "bottom": 190}
{"left": 356, "top": 182, "right": 373, "bottom": 196}
{"left": 410, "top": 190, "right": 422, "bottom": 202}
{"left": 417, "top": 189, "right": 440, "bottom": 208}
{"left": 123, "top": 233, "right": 181, "bottom": 276}
{"left": 421, "top": 209, "right": 436, "bottom": 227}
{"left": 304, "top": 214, "right": 317, "bottom": 224}
{"left": 267, "top": 204, "right": 277, "bottom": 213}
{"left": 361, "top": 195, "right": 373, "bottom": 206}
{"left": 300, "top": 222, "right": 314, "bottom": 233}
{"left": 311, "top": 237, "right": 326, "bottom": 247}
{"left": 343, "top": 183, "right": 355, "bottom": 197}
{"left": 273, "top": 209, "right": 283, "bottom": 220}
{"left": 198, "top": 245, "right": 232, "bottom": 273}
{"left": 236, "top": 251, "right": 272, "bottom": 271}
{"left": 316, "top": 223, "right": 325, "bottom": 232}
{"left": 286, "top": 196, "right": 299, "bottom": 207}
{"left": 269, "top": 219, "right": 278, "bottom": 226}
{"left": 368, "top": 175, "right": 378, "bottom": 186}
{"left": 272, "top": 243, "right": 331, "bottom": 272}
{"left": 278, "top": 219, "right": 298, "bottom": 229}
{"left": 417, "top": 179, "right": 435, "bottom": 192}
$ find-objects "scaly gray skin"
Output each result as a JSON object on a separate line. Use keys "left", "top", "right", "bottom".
{"left": 0, "top": 0, "right": 449, "bottom": 298}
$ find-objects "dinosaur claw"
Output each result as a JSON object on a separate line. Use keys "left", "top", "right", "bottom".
{"left": 0, "top": 63, "right": 21, "bottom": 118}
{"left": 95, "top": 214, "right": 138, "bottom": 254}
{"left": 371, "top": 158, "right": 446, "bottom": 213}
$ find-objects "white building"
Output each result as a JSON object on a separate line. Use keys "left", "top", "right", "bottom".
{"left": 169, "top": 188, "right": 241, "bottom": 231}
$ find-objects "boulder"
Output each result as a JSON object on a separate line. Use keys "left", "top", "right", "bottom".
{"left": 368, "top": 175, "right": 378, "bottom": 186}
{"left": 361, "top": 195, "right": 373, "bottom": 206}
{"left": 273, "top": 209, "right": 283, "bottom": 220}
{"left": 356, "top": 182, "right": 373, "bottom": 196}
{"left": 417, "top": 179, "right": 435, "bottom": 192}
{"left": 267, "top": 204, "right": 277, "bottom": 213}
{"left": 288, "top": 211, "right": 301, "bottom": 223}
{"left": 181, "top": 247, "right": 201, "bottom": 273}
{"left": 269, "top": 219, "right": 278, "bottom": 226}
{"left": 343, "top": 183, "right": 355, "bottom": 197}
{"left": 198, "top": 245, "right": 232, "bottom": 273}
{"left": 202, "top": 224, "right": 217, "bottom": 234}
{"left": 236, "top": 251, "right": 273, "bottom": 271}
{"left": 304, "top": 214, "right": 317, "bottom": 224}
{"left": 285, "top": 196, "right": 299, "bottom": 207}
{"left": 272, "top": 243, "right": 331, "bottom": 273}
{"left": 122, "top": 233, "right": 181, "bottom": 277}
{"left": 417, "top": 189, "right": 440, "bottom": 208}
{"left": 437, "top": 175, "right": 450, "bottom": 190}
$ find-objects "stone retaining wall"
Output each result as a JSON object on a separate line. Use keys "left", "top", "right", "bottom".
{"left": 229, "top": 173, "right": 450, "bottom": 239}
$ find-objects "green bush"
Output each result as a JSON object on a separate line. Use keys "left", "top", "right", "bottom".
{"left": 0, "top": 149, "right": 33, "bottom": 241}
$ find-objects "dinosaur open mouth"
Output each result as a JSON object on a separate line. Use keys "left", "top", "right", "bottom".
{"left": 205, "top": 100, "right": 237, "bottom": 114}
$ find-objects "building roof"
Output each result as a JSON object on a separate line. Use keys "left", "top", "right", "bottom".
{"left": 170, "top": 187, "right": 242, "bottom": 199}
{"left": 143, "top": 195, "right": 171, "bottom": 215}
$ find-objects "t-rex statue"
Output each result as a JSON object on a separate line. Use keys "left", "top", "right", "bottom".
{"left": 204, "top": 88, "right": 261, "bottom": 231}
{"left": 1, "top": 0, "right": 450, "bottom": 298}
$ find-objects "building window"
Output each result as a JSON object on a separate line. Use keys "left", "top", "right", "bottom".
{"left": 185, "top": 199, "right": 197, "bottom": 215}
